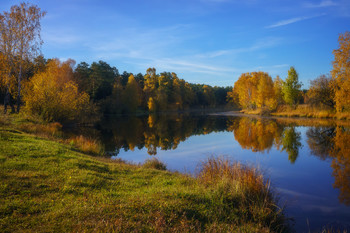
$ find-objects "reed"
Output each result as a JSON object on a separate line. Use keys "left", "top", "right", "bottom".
{"left": 197, "top": 156, "right": 288, "bottom": 232}
{"left": 68, "top": 135, "right": 104, "bottom": 155}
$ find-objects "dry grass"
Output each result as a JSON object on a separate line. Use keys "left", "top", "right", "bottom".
{"left": 18, "top": 121, "right": 62, "bottom": 137}
{"left": 272, "top": 105, "right": 336, "bottom": 119}
{"left": 197, "top": 156, "right": 288, "bottom": 232}
{"left": 68, "top": 135, "right": 104, "bottom": 155}
{"left": 241, "top": 107, "right": 272, "bottom": 116}
{"left": 198, "top": 157, "right": 268, "bottom": 198}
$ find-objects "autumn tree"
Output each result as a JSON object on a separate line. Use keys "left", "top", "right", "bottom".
{"left": 0, "top": 3, "right": 45, "bottom": 113}
{"left": 0, "top": 7, "right": 18, "bottom": 113}
{"left": 331, "top": 32, "right": 350, "bottom": 112}
{"left": 273, "top": 75, "right": 284, "bottom": 106}
{"left": 230, "top": 72, "right": 276, "bottom": 110}
{"left": 122, "top": 74, "right": 141, "bottom": 113}
{"left": 307, "top": 74, "right": 335, "bottom": 108}
{"left": 23, "top": 59, "right": 93, "bottom": 123}
{"left": 282, "top": 67, "right": 302, "bottom": 108}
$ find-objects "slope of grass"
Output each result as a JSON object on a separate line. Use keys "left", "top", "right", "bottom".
{"left": 0, "top": 113, "right": 289, "bottom": 232}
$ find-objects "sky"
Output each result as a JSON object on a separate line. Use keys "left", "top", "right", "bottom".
{"left": 1, "top": 0, "right": 349, "bottom": 87}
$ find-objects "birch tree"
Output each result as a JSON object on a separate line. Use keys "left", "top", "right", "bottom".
{"left": 0, "top": 3, "right": 45, "bottom": 113}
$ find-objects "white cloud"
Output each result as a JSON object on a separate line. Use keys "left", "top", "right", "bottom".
{"left": 265, "top": 14, "right": 326, "bottom": 28}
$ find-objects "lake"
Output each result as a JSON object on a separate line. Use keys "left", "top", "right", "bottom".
{"left": 71, "top": 113, "right": 350, "bottom": 232}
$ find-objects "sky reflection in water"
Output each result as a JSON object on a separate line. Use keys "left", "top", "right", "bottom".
{"left": 91, "top": 114, "right": 350, "bottom": 232}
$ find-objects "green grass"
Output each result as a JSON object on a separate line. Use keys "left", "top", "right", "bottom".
{"left": 0, "top": 113, "right": 290, "bottom": 232}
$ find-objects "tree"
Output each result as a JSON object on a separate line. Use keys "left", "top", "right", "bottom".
{"left": 23, "top": 59, "right": 93, "bottom": 123}
{"left": 331, "top": 32, "right": 350, "bottom": 112}
{"left": 281, "top": 127, "right": 302, "bottom": 164}
{"left": 307, "top": 74, "right": 335, "bottom": 108}
{"left": 89, "top": 61, "right": 118, "bottom": 100}
{"left": 122, "top": 74, "right": 141, "bottom": 113}
{"left": 230, "top": 72, "right": 276, "bottom": 110}
{"left": 0, "top": 3, "right": 45, "bottom": 113}
{"left": 0, "top": 7, "right": 18, "bottom": 113}
{"left": 273, "top": 75, "right": 284, "bottom": 106}
{"left": 282, "top": 67, "right": 302, "bottom": 108}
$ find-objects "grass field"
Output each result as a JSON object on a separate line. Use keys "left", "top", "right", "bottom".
{"left": 0, "top": 113, "right": 289, "bottom": 232}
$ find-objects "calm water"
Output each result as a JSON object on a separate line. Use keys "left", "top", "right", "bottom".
{"left": 73, "top": 113, "right": 350, "bottom": 232}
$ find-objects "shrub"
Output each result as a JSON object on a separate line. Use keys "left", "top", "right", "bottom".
{"left": 142, "top": 158, "right": 167, "bottom": 170}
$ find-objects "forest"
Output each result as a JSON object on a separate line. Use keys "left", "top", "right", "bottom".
{"left": 1, "top": 3, "right": 349, "bottom": 124}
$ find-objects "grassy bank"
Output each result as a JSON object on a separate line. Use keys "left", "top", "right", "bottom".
{"left": 241, "top": 105, "right": 350, "bottom": 120}
{"left": 0, "top": 113, "right": 289, "bottom": 232}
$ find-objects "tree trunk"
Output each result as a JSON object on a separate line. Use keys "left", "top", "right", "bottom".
{"left": 4, "top": 85, "right": 15, "bottom": 114}
{"left": 17, "top": 64, "right": 22, "bottom": 113}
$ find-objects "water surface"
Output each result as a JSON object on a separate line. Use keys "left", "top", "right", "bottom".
{"left": 73, "top": 114, "right": 350, "bottom": 232}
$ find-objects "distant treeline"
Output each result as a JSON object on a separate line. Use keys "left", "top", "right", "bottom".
{"left": 73, "top": 62, "right": 232, "bottom": 114}
{"left": 1, "top": 57, "right": 233, "bottom": 122}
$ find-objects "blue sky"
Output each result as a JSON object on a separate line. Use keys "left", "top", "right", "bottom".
{"left": 1, "top": 0, "right": 349, "bottom": 87}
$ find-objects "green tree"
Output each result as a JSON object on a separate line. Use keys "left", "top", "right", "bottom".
{"left": 89, "top": 61, "right": 118, "bottom": 101}
{"left": 281, "top": 127, "right": 302, "bottom": 164}
{"left": 282, "top": 67, "right": 302, "bottom": 108}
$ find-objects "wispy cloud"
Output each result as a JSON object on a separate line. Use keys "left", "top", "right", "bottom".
{"left": 42, "top": 29, "right": 82, "bottom": 46}
{"left": 196, "top": 37, "right": 282, "bottom": 58}
{"left": 303, "top": 0, "right": 338, "bottom": 8}
{"left": 265, "top": 14, "right": 326, "bottom": 28}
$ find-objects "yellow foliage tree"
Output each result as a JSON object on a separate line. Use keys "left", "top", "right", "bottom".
{"left": 231, "top": 72, "right": 276, "bottom": 110}
{"left": 331, "top": 32, "right": 350, "bottom": 112}
{"left": 23, "top": 59, "right": 92, "bottom": 123}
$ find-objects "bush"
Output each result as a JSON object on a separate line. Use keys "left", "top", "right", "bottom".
{"left": 142, "top": 158, "right": 167, "bottom": 170}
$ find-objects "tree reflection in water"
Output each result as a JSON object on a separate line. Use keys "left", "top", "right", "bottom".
{"left": 330, "top": 127, "right": 350, "bottom": 206}
{"left": 228, "top": 117, "right": 302, "bottom": 163}
{"left": 93, "top": 114, "right": 350, "bottom": 206}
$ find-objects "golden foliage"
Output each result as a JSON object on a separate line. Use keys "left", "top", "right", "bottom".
{"left": 231, "top": 72, "right": 277, "bottom": 110}
{"left": 23, "top": 59, "right": 93, "bottom": 123}
{"left": 331, "top": 32, "right": 350, "bottom": 112}
{"left": 230, "top": 118, "right": 283, "bottom": 152}
{"left": 330, "top": 127, "right": 350, "bottom": 205}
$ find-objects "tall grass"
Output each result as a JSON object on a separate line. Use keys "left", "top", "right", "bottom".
{"left": 273, "top": 104, "right": 336, "bottom": 118}
{"left": 18, "top": 122, "right": 63, "bottom": 137}
{"left": 68, "top": 135, "right": 104, "bottom": 155}
{"left": 197, "top": 156, "right": 288, "bottom": 232}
